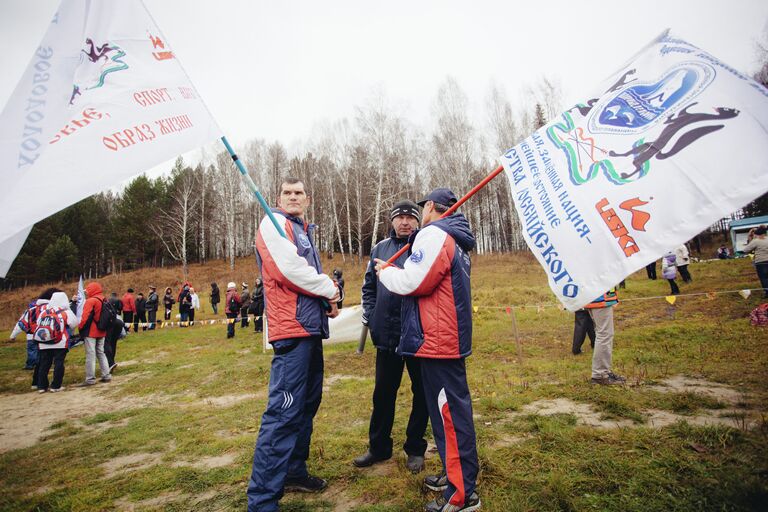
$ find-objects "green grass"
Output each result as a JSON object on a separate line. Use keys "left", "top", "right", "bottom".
{"left": 0, "top": 255, "right": 767, "bottom": 511}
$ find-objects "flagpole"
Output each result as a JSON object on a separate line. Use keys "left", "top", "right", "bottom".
{"left": 220, "top": 136, "right": 287, "bottom": 238}
{"left": 381, "top": 164, "right": 505, "bottom": 268}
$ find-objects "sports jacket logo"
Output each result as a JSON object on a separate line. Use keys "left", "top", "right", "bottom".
{"left": 409, "top": 249, "right": 424, "bottom": 264}
{"left": 297, "top": 234, "right": 312, "bottom": 249}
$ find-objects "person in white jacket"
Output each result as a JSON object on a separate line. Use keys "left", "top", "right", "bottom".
{"left": 36, "top": 292, "right": 79, "bottom": 392}
{"left": 9, "top": 287, "right": 60, "bottom": 390}
{"left": 190, "top": 288, "right": 200, "bottom": 325}
{"left": 674, "top": 244, "right": 692, "bottom": 283}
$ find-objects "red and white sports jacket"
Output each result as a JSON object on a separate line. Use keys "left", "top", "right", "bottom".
{"left": 255, "top": 209, "right": 337, "bottom": 343}
{"left": 379, "top": 214, "right": 475, "bottom": 359}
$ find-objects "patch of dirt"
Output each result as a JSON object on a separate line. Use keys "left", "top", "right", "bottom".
{"left": 200, "top": 393, "right": 259, "bottom": 408}
{"left": 114, "top": 490, "right": 185, "bottom": 511}
{"left": 172, "top": 452, "right": 236, "bottom": 469}
{"left": 648, "top": 376, "right": 746, "bottom": 405}
{"left": 100, "top": 452, "right": 164, "bottom": 479}
{"left": 516, "top": 398, "right": 636, "bottom": 428}
{"left": 645, "top": 408, "right": 759, "bottom": 429}
{"left": 491, "top": 434, "right": 529, "bottom": 449}
{"left": 323, "top": 374, "right": 366, "bottom": 391}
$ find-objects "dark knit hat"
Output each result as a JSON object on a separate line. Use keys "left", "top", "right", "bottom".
{"left": 390, "top": 200, "right": 420, "bottom": 221}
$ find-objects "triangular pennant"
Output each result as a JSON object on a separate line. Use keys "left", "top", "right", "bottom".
{"left": 665, "top": 295, "right": 677, "bottom": 305}
{"left": 739, "top": 289, "right": 751, "bottom": 299}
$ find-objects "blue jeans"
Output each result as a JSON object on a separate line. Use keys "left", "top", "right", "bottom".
{"left": 25, "top": 338, "right": 38, "bottom": 368}
{"left": 247, "top": 337, "right": 324, "bottom": 512}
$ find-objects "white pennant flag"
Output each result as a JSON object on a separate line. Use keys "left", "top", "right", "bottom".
{"left": 500, "top": 31, "right": 768, "bottom": 310}
{"left": 0, "top": 0, "right": 222, "bottom": 277}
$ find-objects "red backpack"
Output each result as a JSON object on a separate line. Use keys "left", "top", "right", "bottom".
{"left": 750, "top": 303, "right": 768, "bottom": 327}
{"left": 33, "top": 306, "right": 66, "bottom": 344}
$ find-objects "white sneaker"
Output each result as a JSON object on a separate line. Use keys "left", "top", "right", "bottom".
{"left": 37, "top": 388, "right": 46, "bottom": 393}
{"left": 50, "top": 387, "right": 65, "bottom": 393}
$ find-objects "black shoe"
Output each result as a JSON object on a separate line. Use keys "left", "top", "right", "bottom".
{"left": 572, "top": 349, "right": 582, "bottom": 355}
{"left": 353, "top": 451, "right": 390, "bottom": 468}
{"left": 284, "top": 474, "right": 327, "bottom": 493}
{"left": 406, "top": 454, "right": 425, "bottom": 473}
{"left": 424, "top": 473, "right": 448, "bottom": 492}
{"left": 425, "top": 491, "right": 481, "bottom": 512}
{"left": 23, "top": 366, "right": 34, "bottom": 371}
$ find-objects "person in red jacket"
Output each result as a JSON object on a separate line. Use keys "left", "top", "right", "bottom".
{"left": 78, "top": 281, "right": 112, "bottom": 386}
{"left": 225, "top": 282, "right": 241, "bottom": 339}
{"left": 121, "top": 288, "right": 136, "bottom": 333}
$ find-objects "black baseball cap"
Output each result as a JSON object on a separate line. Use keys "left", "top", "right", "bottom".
{"left": 417, "top": 188, "right": 458, "bottom": 207}
{"left": 390, "top": 200, "right": 420, "bottom": 221}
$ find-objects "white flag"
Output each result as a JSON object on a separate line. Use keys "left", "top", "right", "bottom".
{"left": 0, "top": 0, "right": 222, "bottom": 277}
{"left": 500, "top": 31, "right": 768, "bottom": 310}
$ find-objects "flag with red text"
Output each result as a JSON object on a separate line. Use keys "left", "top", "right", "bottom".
{"left": 0, "top": 0, "right": 221, "bottom": 277}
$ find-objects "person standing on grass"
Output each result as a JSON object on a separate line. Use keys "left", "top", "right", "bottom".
{"left": 189, "top": 287, "right": 200, "bottom": 325}
{"left": 210, "top": 282, "right": 221, "bottom": 315}
{"left": 240, "top": 282, "right": 252, "bottom": 328}
{"left": 572, "top": 308, "right": 596, "bottom": 355}
{"left": 375, "top": 188, "right": 480, "bottom": 512}
{"left": 353, "top": 199, "right": 429, "bottom": 475}
{"left": 178, "top": 284, "right": 192, "bottom": 326}
{"left": 585, "top": 289, "right": 625, "bottom": 386}
{"left": 121, "top": 288, "right": 136, "bottom": 332}
{"left": 35, "top": 292, "right": 79, "bottom": 393}
{"left": 77, "top": 282, "right": 111, "bottom": 386}
{"left": 146, "top": 286, "right": 159, "bottom": 329}
{"left": 250, "top": 278, "right": 264, "bottom": 333}
{"left": 742, "top": 225, "right": 768, "bottom": 298}
{"left": 104, "top": 308, "right": 125, "bottom": 373}
{"left": 645, "top": 260, "right": 657, "bottom": 280}
{"left": 108, "top": 292, "right": 123, "bottom": 318}
{"left": 662, "top": 251, "right": 680, "bottom": 295}
{"left": 163, "top": 287, "right": 175, "bottom": 321}
{"left": 225, "top": 282, "right": 241, "bottom": 338}
{"left": 675, "top": 243, "right": 692, "bottom": 283}
{"left": 10, "top": 287, "right": 60, "bottom": 390}
{"left": 247, "top": 177, "right": 340, "bottom": 512}
{"left": 134, "top": 292, "right": 147, "bottom": 332}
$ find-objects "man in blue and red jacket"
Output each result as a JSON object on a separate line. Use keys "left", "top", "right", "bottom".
{"left": 376, "top": 188, "right": 480, "bottom": 512}
{"left": 247, "top": 177, "right": 340, "bottom": 512}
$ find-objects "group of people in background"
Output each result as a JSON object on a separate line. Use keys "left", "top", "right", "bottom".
{"left": 644, "top": 243, "right": 694, "bottom": 295}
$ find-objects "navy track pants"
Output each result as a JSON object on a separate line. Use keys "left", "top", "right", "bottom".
{"left": 421, "top": 357, "right": 479, "bottom": 508}
{"left": 247, "top": 336, "right": 323, "bottom": 512}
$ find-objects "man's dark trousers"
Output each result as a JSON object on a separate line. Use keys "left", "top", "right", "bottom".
{"left": 368, "top": 348, "right": 428, "bottom": 458}
{"left": 37, "top": 348, "right": 67, "bottom": 390}
{"left": 247, "top": 336, "right": 323, "bottom": 512}
{"left": 420, "top": 357, "right": 478, "bottom": 507}
{"left": 147, "top": 310, "right": 157, "bottom": 329}
{"left": 572, "top": 309, "right": 596, "bottom": 354}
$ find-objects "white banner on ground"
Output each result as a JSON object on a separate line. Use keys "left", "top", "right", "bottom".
{"left": 500, "top": 31, "right": 768, "bottom": 311}
{"left": 0, "top": 0, "right": 222, "bottom": 277}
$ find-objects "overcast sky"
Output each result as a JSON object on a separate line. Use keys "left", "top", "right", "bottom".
{"left": 1, "top": 0, "right": 767, "bottom": 170}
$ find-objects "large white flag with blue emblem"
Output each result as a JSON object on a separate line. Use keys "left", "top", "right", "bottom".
{"left": 500, "top": 31, "right": 768, "bottom": 310}
{"left": 0, "top": 0, "right": 222, "bottom": 277}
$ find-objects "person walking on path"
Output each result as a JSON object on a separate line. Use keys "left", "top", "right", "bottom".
{"left": 353, "top": 199, "right": 429, "bottom": 474}
{"left": 743, "top": 225, "right": 768, "bottom": 298}
{"left": 10, "top": 287, "right": 60, "bottom": 390}
{"left": 35, "top": 292, "right": 79, "bottom": 393}
{"left": 225, "top": 282, "right": 241, "bottom": 339}
{"left": 375, "top": 188, "right": 480, "bottom": 512}
{"left": 675, "top": 244, "right": 692, "bottom": 283}
{"left": 163, "top": 287, "right": 175, "bottom": 321}
{"left": 662, "top": 251, "right": 680, "bottom": 295}
{"left": 210, "top": 282, "right": 221, "bottom": 315}
{"left": 146, "top": 286, "right": 159, "bottom": 329}
{"left": 585, "top": 289, "right": 625, "bottom": 386}
{"left": 77, "top": 281, "right": 112, "bottom": 386}
{"left": 240, "top": 283, "right": 252, "bottom": 328}
{"left": 247, "top": 177, "right": 340, "bottom": 512}
{"left": 121, "top": 288, "right": 136, "bottom": 332}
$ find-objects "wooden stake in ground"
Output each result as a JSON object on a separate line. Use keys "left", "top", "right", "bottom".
{"left": 510, "top": 306, "right": 524, "bottom": 364}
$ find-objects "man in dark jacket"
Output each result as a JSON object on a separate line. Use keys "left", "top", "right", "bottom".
{"left": 240, "top": 283, "right": 252, "bottom": 328}
{"left": 353, "top": 200, "right": 428, "bottom": 474}
{"left": 134, "top": 293, "right": 147, "bottom": 332}
{"left": 376, "top": 188, "right": 480, "bottom": 512}
{"left": 146, "top": 286, "right": 159, "bottom": 330}
{"left": 210, "top": 282, "right": 221, "bottom": 315}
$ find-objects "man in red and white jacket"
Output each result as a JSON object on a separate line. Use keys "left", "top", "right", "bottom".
{"left": 78, "top": 281, "right": 111, "bottom": 386}
{"left": 375, "top": 188, "right": 480, "bottom": 512}
{"left": 247, "top": 177, "right": 340, "bottom": 512}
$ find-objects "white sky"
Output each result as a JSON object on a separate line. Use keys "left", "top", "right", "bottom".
{"left": 1, "top": 0, "right": 767, "bottom": 173}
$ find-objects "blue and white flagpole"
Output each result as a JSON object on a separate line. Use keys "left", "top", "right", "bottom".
{"left": 76, "top": 275, "right": 85, "bottom": 319}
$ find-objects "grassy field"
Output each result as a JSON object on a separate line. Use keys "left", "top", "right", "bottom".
{"left": 0, "top": 254, "right": 767, "bottom": 511}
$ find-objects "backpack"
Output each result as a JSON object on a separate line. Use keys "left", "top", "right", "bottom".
{"left": 97, "top": 298, "right": 118, "bottom": 331}
{"left": 33, "top": 306, "right": 66, "bottom": 344}
{"left": 750, "top": 303, "right": 768, "bottom": 327}
{"left": 229, "top": 294, "right": 238, "bottom": 312}
{"left": 19, "top": 302, "right": 42, "bottom": 334}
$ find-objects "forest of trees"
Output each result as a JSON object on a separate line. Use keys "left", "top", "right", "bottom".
{"left": 3, "top": 56, "right": 767, "bottom": 288}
